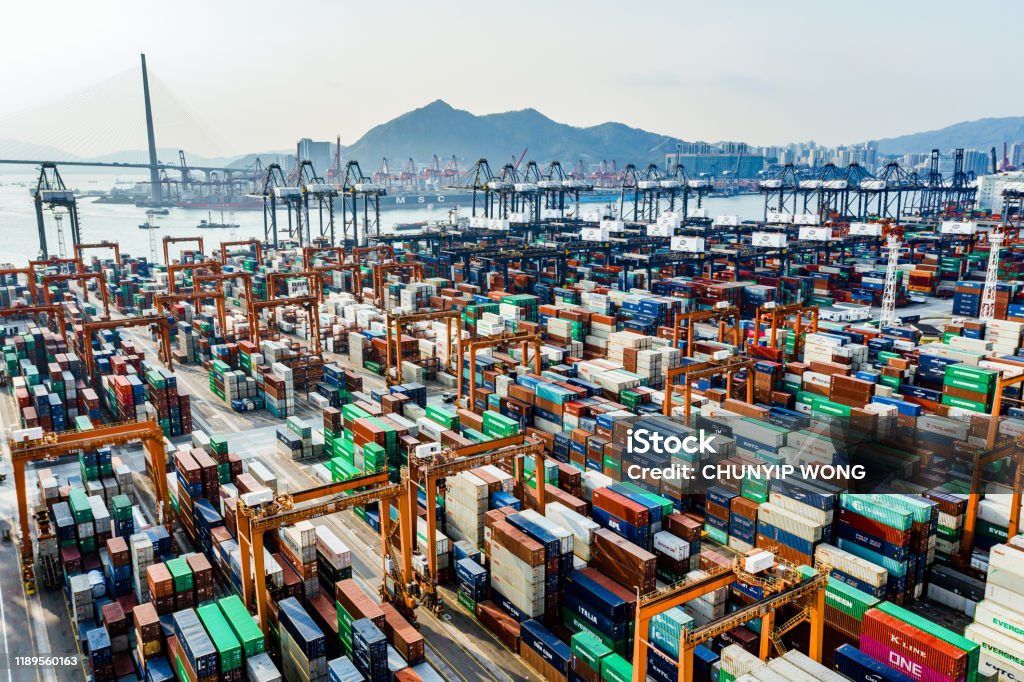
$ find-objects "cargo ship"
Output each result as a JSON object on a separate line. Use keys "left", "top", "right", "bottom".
{"left": 174, "top": 190, "right": 622, "bottom": 212}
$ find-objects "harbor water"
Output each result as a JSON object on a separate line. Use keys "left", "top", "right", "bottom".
{"left": 0, "top": 169, "right": 764, "bottom": 265}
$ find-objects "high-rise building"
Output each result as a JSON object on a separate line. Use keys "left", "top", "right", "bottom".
{"left": 298, "top": 138, "right": 334, "bottom": 174}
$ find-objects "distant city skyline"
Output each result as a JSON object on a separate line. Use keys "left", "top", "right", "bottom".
{"left": 2, "top": 0, "right": 1021, "bottom": 158}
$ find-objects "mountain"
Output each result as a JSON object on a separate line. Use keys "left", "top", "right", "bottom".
{"left": 873, "top": 116, "right": 1024, "bottom": 156}
{"left": 341, "top": 100, "right": 684, "bottom": 166}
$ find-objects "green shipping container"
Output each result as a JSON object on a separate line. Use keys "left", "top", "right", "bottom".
{"left": 197, "top": 603, "right": 243, "bottom": 672}
{"left": 562, "top": 608, "right": 629, "bottom": 655}
{"left": 456, "top": 589, "right": 475, "bottom": 613}
{"left": 601, "top": 654, "right": 633, "bottom": 682}
{"left": 571, "top": 631, "right": 612, "bottom": 671}
{"left": 825, "top": 578, "right": 879, "bottom": 621}
{"left": 166, "top": 557, "right": 193, "bottom": 592}
{"left": 943, "top": 365, "right": 996, "bottom": 387}
{"left": 218, "top": 596, "right": 264, "bottom": 659}
{"left": 940, "top": 394, "right": 989, "bottom": 412}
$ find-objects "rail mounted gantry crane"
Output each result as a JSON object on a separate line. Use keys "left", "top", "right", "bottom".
{"left": 958, "top": 432, "right": 1024, "bottom": 568}
{"left": 373, "top": 262, "right": 424, "bottom": 307}
{"left": 29, "top": 257, "right": 82, "bottom": 278}
{"left": 0, "top": 304, "right": 67, "bottom": 341}
{"left": 40, "top": 271, "right": 112, "bottom": 319}
{"left": 663, "top": 358, "right": 754, "bottom": 420}
{"left": 154, "top": 289, "right": 227, "bottom": 338}
{"left": 234, "top": 468, "right": 403, "bottom": 635}
{"left": 457, "top": 331, "right": 543, "bottom": 411}
{"left": 78, "top": 315, "right": 173, "bottom": 379}
{"left": 247, "top": 295, "right": 322, "bottom": 355}
{"left": 0, "top": 266, "right": 38, "bottom": 304}
{"left": 672, "top": 306, "right": 742, "bottom": 357}
{"left": 353, "top": 245, "right": 396, "bottom": 264}
{"left": 163, "top": 236, "right": 205, "bottom": 266}
{"left": 218, "top": 239, "right": 263, "bottom": 266}
{"left": 267, "top": 270, "right": 323, "bottom": 302}
{"left": 384, "top": 309, "right": 463, "bottom": 386}
{"left": 752, "top": 303, "right": 819, "bottom": 360}
{"left": 408, "top": 435, "right": 547, "bottom": 614}
{"left": 167, "top": 259, "right": 221, "bottom": 294}
{"left": 302, "top": 245, "right": 345, "bottom": 271}
{"left": 8, "top": 419, "right": 168, "bottom": 592}
{"left": 631, "top": 560, "right": 829, "bottom": 682}
{"left": 74, "top": 242, "right": 121, "bottom": 273}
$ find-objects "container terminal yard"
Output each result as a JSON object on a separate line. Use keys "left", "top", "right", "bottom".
{"left": 4, "top": 164, "right": 1024, "bottom": 682}
{"left": 3, "top": 49, "right": 1024, "bottom": 682}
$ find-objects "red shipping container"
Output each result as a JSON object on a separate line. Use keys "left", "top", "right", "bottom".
{"left": 860, "top": 634, "right": 961, "bottom": 682}
{"left": 592, "top": 486, "right": 649, "bottom": 527}
{"left": 861, "top": 609, "right": 968, "bottom": 681}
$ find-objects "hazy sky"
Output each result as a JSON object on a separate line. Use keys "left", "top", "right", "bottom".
{"left": 2, "top": 0, "right": 1019, "bottom": 157}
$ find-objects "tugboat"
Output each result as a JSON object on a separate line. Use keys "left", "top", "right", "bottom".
{"left": 138, "top": 216, "right": 160, "bottom": 230}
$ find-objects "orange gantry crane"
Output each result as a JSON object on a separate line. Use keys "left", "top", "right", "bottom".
{"left": 154, "top": 289, "right": 227, "bottom": 337}
{"left": 167, "top": 259, "right": 221, "bottom": 294}
{"left": 40, "top": 271, "right": 112, "bottom": 319}
{"left": 958, "top": 429, "right": 1024, "bottom": 568}
{"left": 373, "top": 262, "right": 424, "bottom": 307}
{"left": 334, "top": 262, "right": 367, "bottom": 301}
{"left": 631, "top": 561, "right": 828, "bottom": 682}
{"left": 0, "top": 304, "right": 67, "bottom": 341}
{"left": 302, "top": 245, "right": 345, "bottom": 270}
{"left": 752, "top": 303, "right": 819, "bottom": 360}
{"left": 663, "top": 357, "right": 754, "bottom": 419}
{"left": 457, "top": 331, "right": 542, "bottom": 410}
{"left": 268, "top": 270, "right": 325, "bottom": 302}
{"left": 235, "top": 468, "right": 404, "bottom": 634}
{"left": 78, "top": 315, "right": 173, "bottom": 379}
{"left": 29, "top": 256, "right": 81, "bottom": 274}
{"left": 8, "top": 419, "right": 168, "bottom": 590}
{"left": 163, "top": 236, "right": 204, "bottom": 265}
{"left": 384, "top": 309, "right": 462, "bottom": 386}
{"left": 74, "top": 242, "right": 121, "bottom": 272}
{"left": 672, "top": 306, "right": 742, "bottom": 356}
{"left": 353, "top": 245, "right": 395, "bottom": 263}
{"left": 219, "top": 239, "right": 263, "bottom": 265}
{"left": 409, "top": 435, "right": 547, "bottom": 614}
{"left": 0, "top": 266, "right": 38, "bottom": 303}
{"left": 247, "top": 295, "right": 322, "bottom": 354}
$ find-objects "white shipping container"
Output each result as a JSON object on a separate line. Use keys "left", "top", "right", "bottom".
{"left": 768, "top": 493, "right": 833, "bottom": 526}
{"left": 782, "top": 651, "right": 850, "bottom": 682}
{"left": 965, "top": 623, "right": 1024, "bottom": 682}
{"left": 246, "top": 653, "right": 283, "bottom": 682}
{"left": 973, "top": 600, "right": 1024, "bottom": 644}
{"left": 315, "top": 526, "right": 352, "bottom": 570}
{"left": 759, "top": 504, "right": 823, "bottom": 543}
{"left": 815, "top": 544, "right": 887, "bottom": 588}
{"left": 751, "top": 231, "right": 787, "bottom": 248}
{"left": 743, "top": 551, "right": 774, "bottom": 574}
{"left": 518, "top": 509, "right": 574, "bottom": 556}
{"left": 671, "top": 236, "right": 705, "bottom": 253}
{"left": 798, "top": 227, "right": 832, "bottom": 241}
{"left": 545, "top": 502, "right": 597, "bottom": 562}
{"left": 767, "top": 658, "right": 819, "bottom": 682}
{"left": 654, "top": 531, "right": 690, "bottom": 561}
